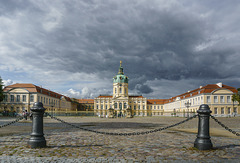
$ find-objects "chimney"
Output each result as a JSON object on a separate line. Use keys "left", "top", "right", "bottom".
{"left": 216, "top": 82, "right": 222, "bottom": 88}
{"left": 199, "top": 86, "right": 202, "bottom": 89}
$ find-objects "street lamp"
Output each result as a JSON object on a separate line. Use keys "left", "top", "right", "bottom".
{"left": 50, "top": 101, "right": 55, "bottom": 116}
{"left": 185, "top": 101, "right": 191, "bottom": 118}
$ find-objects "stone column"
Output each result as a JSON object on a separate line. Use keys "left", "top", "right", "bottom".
{"left": 28, "top": 102, "right": 46, "bottom": 148}
{"left": 194, "top": 104, "right": 213, "bottom": 150}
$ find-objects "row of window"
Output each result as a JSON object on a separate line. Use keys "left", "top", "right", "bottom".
{"left": 3, "top": 94, "right": 34, "bottom": 102}
{"left": 114, "top": 87, "right": 127, "bottom": 94}
{"left": 213, "top": 107, "right": 237, "bottom": 114}
{"left": 207, "top": 96, "right": 231, "bottom": 103}
{"left": 96, "top": 104, "right": 146, "bottom": 110}
{"left": 96, "top": 100, "right": 146, "bottom": 104}
{"left": 37, "top": 96, "right": 58, "bottom": 106}
{"left": 148, "top": 105, "right": 163, "bottom": 110}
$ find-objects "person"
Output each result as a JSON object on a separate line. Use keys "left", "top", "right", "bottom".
{"left": 13, "top": 111, "right": 16, "bottom": 117}
{"left": 30, "top": 111, "right": 33, "bottom": 120}
{"left": 24, "top": 110, "right": 28, "bottom": 120}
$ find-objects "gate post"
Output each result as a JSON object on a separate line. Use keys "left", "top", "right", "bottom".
{"left": 194, "top": 104, "right": 213, "bottom": 150}
{"left": 28, "top": 102, "right": 46, "bottom": 148}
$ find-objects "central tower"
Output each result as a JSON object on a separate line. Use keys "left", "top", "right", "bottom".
{"left": 113, "top": 61, "right": 129, "bottom": 98}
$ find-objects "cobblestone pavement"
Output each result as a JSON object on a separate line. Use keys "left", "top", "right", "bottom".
{"left": 0, "top": 116, "right": 239, "bottom": 162}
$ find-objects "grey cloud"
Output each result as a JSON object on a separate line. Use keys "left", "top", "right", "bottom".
{"left": 0, "top": 0, "right": 240, "bottom": 97}
{"left": 135, "top": 84, "right": 153, "bottom": 94}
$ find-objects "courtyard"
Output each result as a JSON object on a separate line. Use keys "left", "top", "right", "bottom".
{"left": 0, "top": 116, "right": 239, "bottom": 162}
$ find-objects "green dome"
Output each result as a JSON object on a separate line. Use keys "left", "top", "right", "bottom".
{"left": 113, "top": 75, "right": 128, "bottom": 83}
{"left": 113, "top": 61, "right": 128, "bottom": 83}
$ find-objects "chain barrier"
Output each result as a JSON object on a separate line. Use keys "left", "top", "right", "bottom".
{"left": 45, "top": 112, "right": 197, "bottom": 136}
{"left": 210, "top": 115, "right": 240, "bottom": 136}
{"left": 0, "top": 116, "right": 25, "bottom": 129}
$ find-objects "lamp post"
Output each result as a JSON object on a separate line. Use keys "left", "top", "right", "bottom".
{"left": 185, "top": 101, "right": 191, "bottom": 118}
{"left": 50, "top": 101, "right": 54, "bottom": 116}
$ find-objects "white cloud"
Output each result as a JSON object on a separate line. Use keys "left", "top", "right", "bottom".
{"left": 2, "top": 79, "right": 15, "bottom": 87}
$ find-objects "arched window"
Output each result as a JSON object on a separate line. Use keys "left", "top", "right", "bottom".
{"left": 119, "top": 103, "right": 122, "bottom": 109}
{"left": 114, "top": 103, "right": 117, "bottom": 108}
{"left": 120, "top": 88, "right": 122, "bottom": 93}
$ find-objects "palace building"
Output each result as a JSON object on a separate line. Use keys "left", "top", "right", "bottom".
{"left": 94, "top": 61, "right": 239, "bottom": 117}
{"left": 1, "top": 62, "right": 239, "bottom": 117}
{"left": 94, "top": 61, "right": 148, "bottom": 117}
{"left": 1, "top": 83, "right": 72, "bottom": 114}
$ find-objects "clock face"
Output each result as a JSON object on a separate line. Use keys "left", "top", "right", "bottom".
{"left": 120, "top": 84, "right": 122, "bottom": 86}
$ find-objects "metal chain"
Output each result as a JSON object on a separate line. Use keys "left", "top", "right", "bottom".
{"left": 210, "top": 115, "right": 240, "bottom": 136}
{"left": 0, "top": 116, "right": 25, "bottom": 129}
{"left": 45, "top": 112, "right": 197, "bottom": 136}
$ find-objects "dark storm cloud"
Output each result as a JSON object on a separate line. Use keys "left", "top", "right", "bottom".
{"left": 0, "top": 0, "right": 240, "bottom": 97}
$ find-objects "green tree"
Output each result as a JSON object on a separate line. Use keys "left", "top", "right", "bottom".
{"left": 232, "top": 88, "right": 240, "bottom": 106}
{"left": 0, "top": 76, "right": 4, "bottom": 103}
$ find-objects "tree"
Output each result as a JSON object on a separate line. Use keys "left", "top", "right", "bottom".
{"left": 0, "top": 76, "right": 4, "bottom": 103}
{"left": 232, "top": 88, "right": 240, "bottom": 106}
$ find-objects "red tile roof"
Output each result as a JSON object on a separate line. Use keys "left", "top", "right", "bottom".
{"left": 78, "top": 99, "right": 94, "bottom": 104}
{"left": 3, "top": 83, "right": 72, "bottom": 102}
{"left": 147, "top": 99, "right": 167, "bottom": 104}
{"left": 165, "top": 83, "right": 237, "bottom": 104}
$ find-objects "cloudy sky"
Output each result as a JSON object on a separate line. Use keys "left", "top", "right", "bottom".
{"left": 0, "top": 0, "right": 240, "bottom": 99}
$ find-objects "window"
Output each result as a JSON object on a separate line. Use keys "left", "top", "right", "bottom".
{"left": 228, "top": 107, "right": 231, "bottom": 114}
{"left": 119, "top": 103, "right": 122, "bottom": 109}
{"left": 10, "top": 95, "right": 14, "bottom": 102}
{"left": 30, "top": 95, "right": 34, "bottom": 102}
{"left": 220, "top": 96, "right": 224, "bottom": 103}
{"left": 154, "top": 106, "right": 156, "bottom": 110}
{"left": 16, "top": 95, "right": 20, "bottom": 102}
{"left": 214, "top": 108, "right": 218, "bottom": 114}
{"left": 41, "top": 97, "right": 43, "bottom": 102}
{"left": 105, "top": 105, "right": 107, "bottom": 110}
{"left": 158, "top": 106, "right": 159, "bottom": 110}
{"left": 120, "top": 88, "right": 122, "bottom": 93}
{"left": 44, "top": 97, "right": 45, "bottom": 103}
{"left": 233, "top": 107, "right": 237, "bottom": 113}
{"left": 134, "top": 105, "right": 136, "bottom": 110}
{"left": 22, "top": 95, "right": 26, "bottom": 102}
{"left": 143, "top": 105, "right": 145, "bottom": 110}
{"left": 227, "top": 96, "right": 231, "bottom": 103}
{"left": 96, "top": 105, "right": 99, "bottom": 109}
{"left": 161, "top": 106, "right": 163, "bottom": 110}
{"left": 114, "top": 103, "right": 117, "bottom": 108}
{"left": 138, "top": 105, "right": 140, "bottom": 110}
{"left": 4, "top": 95, "right": 8, "bottom": 102}
{"left": 214, "top": 96, "right": 218, "bottom": 103}
{"left": 101, "top": 105, "right": 103, "bottom": 110}
{"left": 207, "top": 96, "right": 211, "bottom": 103}
{"left": 124, "top": 103, "right": 127, "bottom": 108}
{"left": 115, "top": 88, "right": 117, "bottom": 93}
{"left": 221, "top": 107, "right": 224, "bottom": 114}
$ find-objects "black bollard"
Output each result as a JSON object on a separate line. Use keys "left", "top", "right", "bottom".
{"left": 194, "top": 104, "right": 213, "bottom": 150}
{"left": 28, "top": 102, "right": 46, "bottom": 148}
